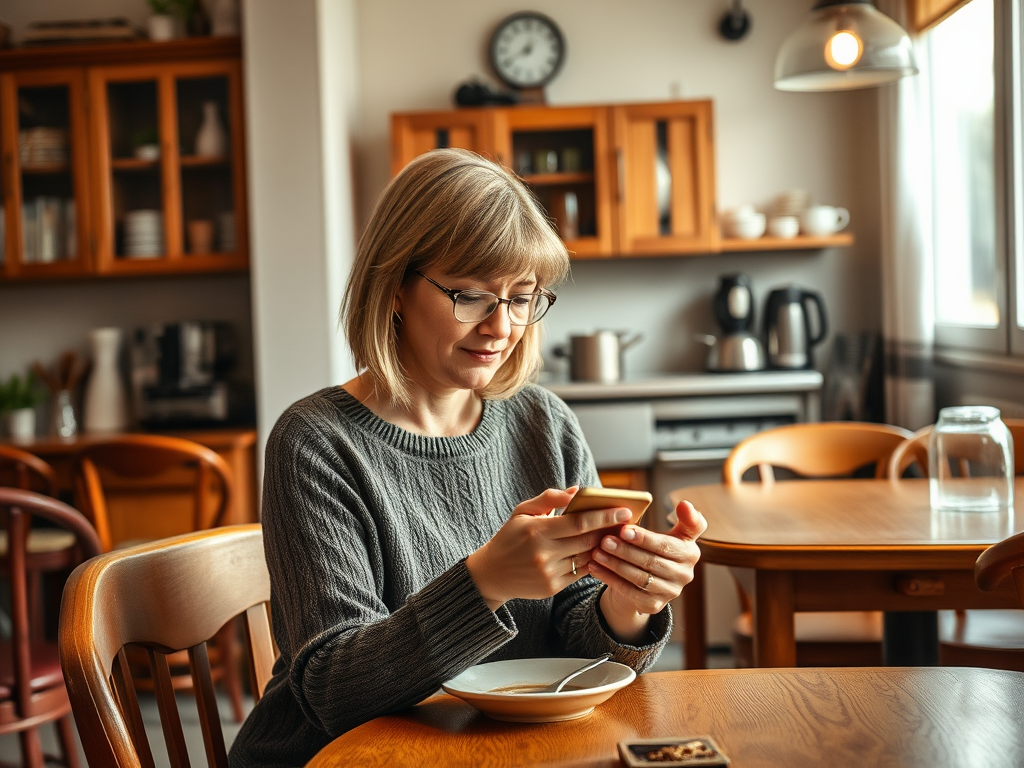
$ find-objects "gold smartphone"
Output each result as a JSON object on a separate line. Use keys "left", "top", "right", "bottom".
{"left": 561, "top": 487, "right": 653, "bottom": 527}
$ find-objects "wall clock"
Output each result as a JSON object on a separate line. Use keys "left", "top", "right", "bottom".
{"left": 489, "top": 11, "right": 565, "bottom": 96}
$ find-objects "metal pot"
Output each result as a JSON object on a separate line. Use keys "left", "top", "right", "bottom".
{"left": 554, "top": 330, "right": 644, "bottom": 383}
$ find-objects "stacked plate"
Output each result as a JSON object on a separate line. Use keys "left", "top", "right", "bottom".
{"left": 773, "top": 189, "right": 811, "bottom": 219}
{"left": 123, "top": 209, "right": 164, "bottom": 258}
{"left": 19, "top": 128, "right": 68, "bottom": 166}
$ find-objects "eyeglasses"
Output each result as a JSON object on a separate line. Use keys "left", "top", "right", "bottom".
{"left": 414, "top": 270, "right": 556, "bottom": 326}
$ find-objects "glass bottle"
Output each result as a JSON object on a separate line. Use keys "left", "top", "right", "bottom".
{"left": 929, "top": 406, "right": 1014, "bottom": 512}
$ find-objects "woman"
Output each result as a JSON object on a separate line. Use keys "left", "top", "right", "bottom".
{"left": 229, "top": 148, "right": 705, "bottom": 768}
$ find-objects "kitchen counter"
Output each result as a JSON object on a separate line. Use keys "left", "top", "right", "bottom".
{"left": 540, "top": 370, "right": 823, "bottom": 401}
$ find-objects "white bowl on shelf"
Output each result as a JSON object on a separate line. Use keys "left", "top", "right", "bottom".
{"left": 730, "top": 213, "right": 766, "bottom": 240}
{"left": 767, "top": 215, "right": 799, "bottom": 239}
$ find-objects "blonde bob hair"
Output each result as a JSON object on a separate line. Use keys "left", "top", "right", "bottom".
{"left": 342, "top": 148, "right": 571, "bottom": 408}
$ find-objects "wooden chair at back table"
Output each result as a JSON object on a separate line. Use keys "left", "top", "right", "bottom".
{"left": 887, "top": 419, "right": 1024, "bottom": 672}
{"left": 0, "top": 446, "right": 82, "bottom": 639}
{"left": 721, "top": 421, "right": 915, "bottom": 668}
{"left": 59, "top": 525, "right": 275, "bottom": 768}
{"left": 72, "top": 434, "right": 247, "bottom": 723}
{"left": 0, "top": 487, "right": 102, "bottom": 768}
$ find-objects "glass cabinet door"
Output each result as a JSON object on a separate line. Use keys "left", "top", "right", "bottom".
{"left": 612, "top": 101, "right": 718, "bottom": 255}
{"left": 0, "top": 69, "right": 91, "bottom": 279}
{"left": 90, "top": 60, "right": 247, "bottom": 275}
{"left": 495, "top": 106, "right": 614, "bottom": 258}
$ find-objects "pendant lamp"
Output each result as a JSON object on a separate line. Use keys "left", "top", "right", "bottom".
{"left": 774, "top": 0, "right": 919, "bottom": 91}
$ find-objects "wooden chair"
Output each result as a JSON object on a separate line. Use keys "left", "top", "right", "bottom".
{"left": 887, "top": 419, "right": 1024, "bottom": 672}
{"left": 976, "top": 529, "right": 1024, "bottom": 606}
{"left": 72, "top": 434, "right": 246, "bottom": 723}
{"left": 58, "top": 525, "right": 275, "bottom": 768}
{"left": 0, "top": 446, "right": 80, "bottom": 640}
{"left": 722, "top": 421, "right": 914, "bottom": 667}
{"left": 0, "top": 487, "right": 102, "bottom": 768}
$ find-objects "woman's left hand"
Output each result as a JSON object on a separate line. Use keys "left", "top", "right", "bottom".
{"left": 589, "top": 499, "right": 706, "bottom": 644}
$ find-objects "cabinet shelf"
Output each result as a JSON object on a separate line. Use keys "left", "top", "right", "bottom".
{"left": 180, "top": 155, "right": 231, "bottom": 168}
{"left": 521, "top": 171, "right": 594, "bottom": 186}
{"left": 719, "top": 233, "right": 854, "bottom": 252}
{"left": 111, "top": 158, "right": 160, "bottom": 172}
{"left": 21, "top": 162, "right": 70, "bottom": 175}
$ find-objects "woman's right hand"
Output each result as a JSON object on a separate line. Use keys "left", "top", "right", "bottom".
{"left": 465, "top": 488, "right": 634, "bottom": 611}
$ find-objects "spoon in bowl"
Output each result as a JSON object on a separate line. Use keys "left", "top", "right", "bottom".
{"left": 538, "top": 653, "right": 614, "bottom": 693}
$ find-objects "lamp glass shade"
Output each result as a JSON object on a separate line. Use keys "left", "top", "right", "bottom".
{"left": 774, "top": 2, "right": 919, "bottom": 91}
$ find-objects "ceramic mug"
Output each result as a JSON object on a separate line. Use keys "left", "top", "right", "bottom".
{"left": 800, "top": 205, "right": 850, "bottom": 236}
{"left": 187, "top": 219, "right": 215, "bottom": 254}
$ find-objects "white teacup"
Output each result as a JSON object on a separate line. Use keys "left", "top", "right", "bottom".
{"left": 800, "top": 205, "right": 850, "bottom": 236}
{"left": 767, "top": 215, "right": 799, "bottom": 239}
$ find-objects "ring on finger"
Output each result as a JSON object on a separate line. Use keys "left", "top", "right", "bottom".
{"left": 571, "top": 557, "right": 578, "bottom": 576}
{"left": 640, "top": 571, "right": 654, "bottom": 591}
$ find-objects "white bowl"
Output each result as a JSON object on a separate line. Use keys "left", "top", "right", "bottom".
{"left": 442, "top": 657, "right": 636, "bottom": 723}
{"left": 767, "top": 215, "right": 799, "bottom": 239}
{"left": 730, "top": 214, "right": 766, "bottom": 240}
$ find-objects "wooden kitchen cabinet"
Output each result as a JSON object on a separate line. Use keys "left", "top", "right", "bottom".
{"left": 611, "top": 100, "right": 718, "bottom": 255}
{"left": 0, "top": 37, "right": 248, "bottom": 282}
{"left": 391, "top": 99, "right": 713, "bottom": 258}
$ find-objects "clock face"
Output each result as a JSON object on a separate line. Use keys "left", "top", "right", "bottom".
{"left": 489, "top": 12, "right": 565, "bottom": 90}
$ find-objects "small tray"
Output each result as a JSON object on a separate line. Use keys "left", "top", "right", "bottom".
{"left": 617, "top": 736, "right": 729, "bottom": 766}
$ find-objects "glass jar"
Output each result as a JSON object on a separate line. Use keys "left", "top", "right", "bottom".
{"left": 929, "top": 406, "right": 1014, "bottom": 512}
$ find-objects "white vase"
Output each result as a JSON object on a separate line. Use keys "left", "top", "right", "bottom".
{"left": 148, "top": 14, "right": 177, "bottom": 41}
{"left": 195, "top": 101, "right": 227, "bottom": 157}
{"left": 84, "top": 327, "right": 129, "bottom": 433}
{"left": 7, "top": 408, "right": 35, "bottom": 441}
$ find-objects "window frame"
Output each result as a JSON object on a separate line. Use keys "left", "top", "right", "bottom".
{"left": 930, "top": 0, "right": 1024, "bottom": 356}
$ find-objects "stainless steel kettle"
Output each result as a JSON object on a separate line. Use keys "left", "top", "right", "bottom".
{"left": 763, "top": 286, "right": 829, "bottom": 369}
{"left": 554, "top": 330, "right": 643, "bottom": 383}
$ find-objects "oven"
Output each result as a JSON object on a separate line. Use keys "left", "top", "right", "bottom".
{"left": 549, "top": 373, "right": 821, "bottom": 649}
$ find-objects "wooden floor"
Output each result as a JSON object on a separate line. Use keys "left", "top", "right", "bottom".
{"left": 1, "top": 642, "right": 730, "bottom": 766}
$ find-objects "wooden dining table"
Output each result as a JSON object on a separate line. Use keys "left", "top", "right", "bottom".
{"left": 306, "top": 667, "right": 1024, "bottom": 767}
{"left": 672, "top": 477, "right": 1024, "bottom": 669}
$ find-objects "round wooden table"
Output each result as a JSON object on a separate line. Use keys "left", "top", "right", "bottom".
{"left": 307, "top": 667, "right": 1024, "bottom": 767}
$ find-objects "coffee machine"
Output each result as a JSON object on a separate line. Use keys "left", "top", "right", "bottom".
{"left": 699, "top": 273, "right": 766, "bottom": 372}
{"left": 130, "top": 321, "right": 241, "bottom": 427}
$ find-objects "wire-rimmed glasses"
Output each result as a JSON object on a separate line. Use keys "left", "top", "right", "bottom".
{"left": 414, "top": 270, "right": 556, "bottom": 326}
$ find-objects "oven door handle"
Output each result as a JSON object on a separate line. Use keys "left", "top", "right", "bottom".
{"left": 655, "top": 448, "right": 733, "bottom": 464}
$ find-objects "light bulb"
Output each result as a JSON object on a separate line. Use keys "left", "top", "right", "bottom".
{"left": 825, "top": 30, "right": 863, "bottom": 70}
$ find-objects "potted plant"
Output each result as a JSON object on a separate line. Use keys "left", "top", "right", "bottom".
{"left": 0, "top": 372, "right": 44, "bottom": 440}
{"left": 132, "top": 127, "right": 161, "bottom": 160}
{"left": 147, "top": 0, "right": 180, "bottom": 41}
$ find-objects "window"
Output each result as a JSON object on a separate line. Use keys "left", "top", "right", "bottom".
{"left": 927, "top": 0, "right": 1024, "bottom": 355}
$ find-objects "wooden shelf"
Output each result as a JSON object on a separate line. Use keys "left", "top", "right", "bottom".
{"left": 180, "top": 155, "right": 231, "bottom": 167}
{"left": 719, "top": 232, "right": 854, "bottom": 252}
{"left": 111, "top": 157, "right": 160, "bottom": 171}
{"left": 521, "top": 171, "right": 594, "bottom": 186}
{"left": 21, "top": 162, "right": 70, "bottom": 174}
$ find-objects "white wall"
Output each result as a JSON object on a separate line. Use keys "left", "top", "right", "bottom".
{"left": 242, "top": 0, "right": 359, "bottom": 447}
{"left": 351, "top": 0, "right": 883, "bottom": 375}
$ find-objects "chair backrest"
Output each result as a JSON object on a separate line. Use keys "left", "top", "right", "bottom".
{"left": 888, "top": 419, "right": 1024, "bottom": 479}
{"left": 976, "top": 530, "right": 1024, "bottom": 610}
{"left": 74, "top": 434, "right": 233, "bottom": 552}
{"left": 59, "top": 524, "right": 274, "bottom": 768}
{"left": 0, "top": 445, "right": 58, "bottom": 496}
{"left": 0, "top": 488, "right": 101, "bottom": 718}
{"left": 722, "top": 421, "right": 916, "bottom": 485}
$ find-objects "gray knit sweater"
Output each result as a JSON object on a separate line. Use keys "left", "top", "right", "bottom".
{"left": 228, "top": 384, "right": 671, "bottom": 768}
